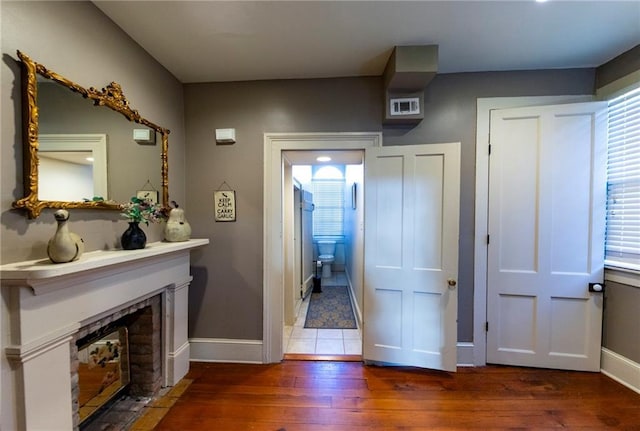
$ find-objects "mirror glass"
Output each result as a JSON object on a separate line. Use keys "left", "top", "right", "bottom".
{"left": 38, "top": 135, "right": 108, "bottom": 201}
{"left": 13, "top": 51, "right": 169, "bottom": 218}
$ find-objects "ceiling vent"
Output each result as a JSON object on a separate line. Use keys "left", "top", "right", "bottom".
{"left": 383, "top": 45, "right": 438, "bottom": 125}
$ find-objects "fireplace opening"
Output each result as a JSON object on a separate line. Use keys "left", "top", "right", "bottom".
{"left": 71, "top": 296, "right": 162, "bottom": 430}
{"left": 76, "top": 325, "right": 130, "bottom": 426}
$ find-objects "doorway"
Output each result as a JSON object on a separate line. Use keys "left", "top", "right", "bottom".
{"left": 282, "top": 151, "right": 364, "bottom": 358}
{"left": 262, "top": 132, "right": 381, "bottom": 363}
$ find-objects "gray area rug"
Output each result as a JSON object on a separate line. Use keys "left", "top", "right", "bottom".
{"left": 304, "top": 285, "right": 357, "bottom": 329}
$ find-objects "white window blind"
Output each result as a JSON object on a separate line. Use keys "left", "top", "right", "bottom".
{"left": 606, "top": 86, "right": 640, "bottom": 265}
{"left": 312, "top": 180, "right": 344, "bottom": 237}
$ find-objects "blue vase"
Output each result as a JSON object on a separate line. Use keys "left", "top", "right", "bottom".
{"left": 121, "top": 222, "right": 146, "bottom": 250}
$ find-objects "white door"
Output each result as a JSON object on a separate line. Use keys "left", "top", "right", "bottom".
{"left": 363, "top": 143, "right": 460, "bottom": 372}
{"left": 300, "top": 188, "right": 314, "bottom": 297}
{"left": 487, "top": 102, "right": 607, "bottom": 371}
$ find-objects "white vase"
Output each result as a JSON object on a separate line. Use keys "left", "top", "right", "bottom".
{"left": 47, "top": 209, "right": 84, "bottom": 263}
{"left": 164, "top": 207, "right": 192, "bottom": 242}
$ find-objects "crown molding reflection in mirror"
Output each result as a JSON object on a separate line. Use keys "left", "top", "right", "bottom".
{"left": 12, "top": 50, "right": 170, "bottom": 219}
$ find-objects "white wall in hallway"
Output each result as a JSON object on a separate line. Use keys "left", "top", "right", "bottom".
{"left": 344, "top": 163, "right": 364, "bottom": 322}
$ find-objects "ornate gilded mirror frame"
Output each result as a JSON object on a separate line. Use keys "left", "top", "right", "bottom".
{"left": 12, "top": 50, "right": 170, "bottom": 219}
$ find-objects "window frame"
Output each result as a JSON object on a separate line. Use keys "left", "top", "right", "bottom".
{"left": 604, "top": 83, "right": 640, "bottom": 276}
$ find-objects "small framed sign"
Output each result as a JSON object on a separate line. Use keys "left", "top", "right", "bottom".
{"left": 136, "top": 190, "right": 159, "bottom": 204}
{"left": 214, "top": 190, "right": 236, "bottom": 222}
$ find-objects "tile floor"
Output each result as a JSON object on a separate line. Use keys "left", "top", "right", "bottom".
{"left": 284, "top": 272, "right": 362, "bottom": 356}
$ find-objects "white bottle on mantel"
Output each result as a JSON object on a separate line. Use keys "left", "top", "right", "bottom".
{"left": 47, "top": 209, "right": 85, "bottom": 263}
{"left": 164, "top": 202, "right": 192, "bottom": 242}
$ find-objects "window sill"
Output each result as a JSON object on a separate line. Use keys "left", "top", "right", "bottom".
{"left": 605, "top": 261, "right": 640, "bottom": 288}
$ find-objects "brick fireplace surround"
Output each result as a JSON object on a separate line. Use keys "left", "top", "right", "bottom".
{"left": 71, "top": 294, "right": 162, "bottom": 429}
{"left": 0, "top": 239, "right": 208, "bottom": 430}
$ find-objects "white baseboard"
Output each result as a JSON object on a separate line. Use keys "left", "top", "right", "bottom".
{"left": 167, "top": 341, "right": 190, "bottom": 385}
{"left": 189, "top": 338, "right": 263, "bottom": 364}
{"left": 190, "top": 340, "right": 640, "bottom": 385}
{"left": 191, "top": 338, "right": 475, "bottom": 367}
{"left": 601, "top": 348, "right": 640, "bottom": 394}
{"left": 345, "top": 271, "right": 363, "bottom": 326}
{"left": 457, "top": 342, "right": 475, "bottom": 367}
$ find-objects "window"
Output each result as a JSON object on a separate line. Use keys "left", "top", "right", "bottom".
{"left": 605, "top": 86, "right": 640, "bottom": 269}
{"left": 311, "top": 166, "right": 344, "bottom": 237}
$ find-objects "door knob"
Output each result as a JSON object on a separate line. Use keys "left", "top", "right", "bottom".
{"left": 447, "top": 279, "right": 457, "bottom": 289}
{"left": 589, "top": 283, "right": 604, "bottom": 293}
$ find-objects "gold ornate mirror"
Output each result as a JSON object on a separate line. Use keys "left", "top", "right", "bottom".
{"left": 12, "top": 50, "right": 170, "bottom": 219}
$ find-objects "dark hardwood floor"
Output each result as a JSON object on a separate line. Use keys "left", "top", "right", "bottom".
{"left": 153, "top": 361, "right": 640, "bottom": 430}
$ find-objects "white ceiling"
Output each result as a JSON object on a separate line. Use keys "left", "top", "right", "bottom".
{"left": 94, "top": 1, "right": 640, "bottom": 84}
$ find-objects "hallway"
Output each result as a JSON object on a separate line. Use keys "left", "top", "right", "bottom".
{"left": 284, "top": 272, "right": 362, "bottom": 356}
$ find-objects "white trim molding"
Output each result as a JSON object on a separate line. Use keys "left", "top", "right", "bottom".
{"left": 263, "top": 132, "right": 382, "bottom": 363}
{"left": 605, "top": 267, "right": 640, "bottom": 288}
{"left": 601, "top": 348, "right": 640, "bottom": 395}
{"left": 345, "top": 269, "right": 363, "bottom": 327}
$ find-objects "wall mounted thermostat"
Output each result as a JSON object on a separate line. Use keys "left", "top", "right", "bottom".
{"left": 133, "top": 128, "right": 155, "bottom": 144}
{"left": 390, "top": 97, "right": 420, "bottom": 116}
{"left": 215, "top": 128, "right": 236, "bottom": 145}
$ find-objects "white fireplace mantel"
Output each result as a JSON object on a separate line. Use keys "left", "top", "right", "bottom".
{"left": 0, "top": 239, "right": 208, "bottom": 431}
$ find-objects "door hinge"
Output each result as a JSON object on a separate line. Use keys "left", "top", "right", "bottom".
{"left": 485, "top": 321, "right": 489, "bottom": 332}
{"left": 487, "top": 234, "right": 490, "bottom": 244}
{"left": 488, "top": 144, "right": 492, "bottom": 155}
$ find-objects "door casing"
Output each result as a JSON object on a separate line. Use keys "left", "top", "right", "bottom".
{"left": 263, "top": 132, "right": 382, "bottom": 363}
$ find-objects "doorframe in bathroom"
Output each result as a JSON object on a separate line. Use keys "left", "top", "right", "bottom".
{"left": 263, "top": 132, "right": 382, "bottom": 363}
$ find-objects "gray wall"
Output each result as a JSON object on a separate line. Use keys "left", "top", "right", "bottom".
{"left": 184, "top": 70, "right": 595, "bottom": 342}
{"left": 1, "top": 1, "right": 185, "bottom": 263}
{"left": 596, "top": 44, "right": 640, "bottom": 89}
{"left": 602, "top": 281, "right": 640, "bottom": 362}
{"left": 185, "top": 78, "right": 382, "bottom": 339}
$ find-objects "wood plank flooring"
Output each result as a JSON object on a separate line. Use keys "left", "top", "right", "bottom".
{"left": 152, "top": 361, "right": 640, "bottom": 430}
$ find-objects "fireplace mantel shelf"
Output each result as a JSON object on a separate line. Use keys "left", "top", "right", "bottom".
{"left": 0, "top": 239, "right": 209, "bottom": 282}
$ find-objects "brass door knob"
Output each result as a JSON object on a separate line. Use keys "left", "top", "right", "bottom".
{"left": 447, "top": 279, "right": 457, "bottom": 288}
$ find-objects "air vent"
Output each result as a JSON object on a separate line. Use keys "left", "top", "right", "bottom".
{"left": 390, "top": 97, "right": 420, "bottom": 116}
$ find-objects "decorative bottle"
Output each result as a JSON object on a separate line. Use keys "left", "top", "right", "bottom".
{"left": 47, "top": 209, "right": 85, "bottom": 263}
{"left": 164, "top": 202, "right": 192, "bottom": 242}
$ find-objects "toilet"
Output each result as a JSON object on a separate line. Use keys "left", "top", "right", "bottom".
{"left": 317, "top": 240, "right": 336, "bottom": 279}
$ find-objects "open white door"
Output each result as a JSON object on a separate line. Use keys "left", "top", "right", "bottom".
{"left": 300, "top": 188, "right": 314, "bottom": 298}
{"left": 363, "top": 143, "right": 460, "bottom": 372}
{"left": 487, "top": 102, "right": 607, "bottom": 371}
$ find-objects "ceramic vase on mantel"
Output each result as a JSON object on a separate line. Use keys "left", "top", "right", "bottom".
{"left": 47, "top": 209, "right": 85, "bottom": 263}
{"left": 164, "top": 203, "right": 192, "bottom": 242}
{"left": 121, "top": 222, "right": 147, "bottom": 250}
